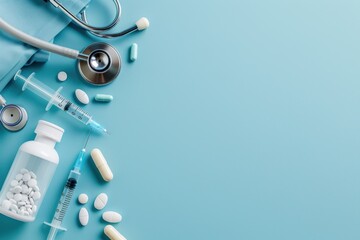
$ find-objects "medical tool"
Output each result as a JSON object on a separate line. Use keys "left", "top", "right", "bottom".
{"left": 45, "top": 0, "right": 149, "bottom": 39}
{"left": 0, "top": 15, "right": 149, "bottom": 84}
{"left": 0, "top": 95, "right": 28, "bottom": 131}
{"left": 0, "top": 120, "right": 64, "bottom": 222}
{"left": 44, "top": 133, "right": 91, "bottom": 240}
{"left": 14, "top": 71, "right": 108, "bottom": 134}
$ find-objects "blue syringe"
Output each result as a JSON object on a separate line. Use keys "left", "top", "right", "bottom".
{"left": 44, "top": 133, "right": 91, "bottom": 240}
{"left": 14, "top": 70, "right": 108, "bottom": 134}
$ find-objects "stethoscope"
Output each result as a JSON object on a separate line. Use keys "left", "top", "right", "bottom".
{"left": 0, "top": 1, "right": 149, "bottom": 85}
{"left": 0, "top": 95, "right": 28, "bottom": 132}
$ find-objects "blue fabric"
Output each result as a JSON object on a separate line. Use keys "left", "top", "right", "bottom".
{"left": 0, "top": 0, "right": 90, "bottom": 92}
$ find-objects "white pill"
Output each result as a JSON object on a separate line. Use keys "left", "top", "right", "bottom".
{"left": 75, "top": 89, "right": 89, "bottom": 105}
{"left": 57, "top": 71, "right": 68, "bottom": 81}
{"left": 10, "top": 180, "right": 18, "bottom": 187}
{"left": 6, "top": 192, "right": 14, "bottom": 200}
{"left": 27, "top": 179, "right": 37, "bottom": 187}
{"left": 15, "top": 174, "right": 23, "bottom": 181}
{"left": 14, "top": 193, "right": 22, "bottom": 202}
{"left": 94, "top": 193, "right": 108, "bottom": 210}
{"left": 2, "top": 200, "right": 11, "bottom": 209}
{"left": 102, "top": 211, "right": 122, "bottom": 223}
{"left": 22, "top": 173, "right": 31, "bottom": 181}
{"left": 13, "top": 186, "right": 22, "bottom": 194}
{"left": 21, "top": 185, "right": 28, "bottom": 193}
{"left": 9, "top": 199, "right": 16, "bottom": 204}
{"left": 79, "top": 207, "right": 89, "bottom": 226}
{"left": 91, "top": 149, "right": 113, "bottom": 182}
{"left": 29, "top": 171, "right": 37, "bottom": 179}
{"left": 33, "top": 191, "right": 41, "bottom": 200}
{"left": 30, "top": 198, "right": 34, "bottom": 205}
{"left": 32, "top": 205, "right": 37, "bottom": 213}
{"left": 78, "top": 193, "right": 88, "bottom": 204}
{"left": 10, "top": 204, "right": 18, "bottom": 211}
{"left": 18, "top": 201, "right": 26, "bottom": 206}
{"left": 33, "top": 186, "right": 39, "bottom": 192}
{"left": 20, "top": 168, "right": 29, "bottom": 174}
{"left": 24, "top": 211, "right": 29, "bottom": 216}
{"left": 104, "top": 225, "right": 127, "bottom": 240}
{"left": 28, "top": 208, "right": 33, "bottom": 215}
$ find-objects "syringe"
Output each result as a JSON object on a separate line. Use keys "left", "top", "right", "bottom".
{"left": 14, "top": 70, "right": 108, "bottom": 134}
{"left": 44, "top": 133, "right": 90, "bottom": 240}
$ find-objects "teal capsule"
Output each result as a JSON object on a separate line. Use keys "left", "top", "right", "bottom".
{"left": 130, "top": 43, "right": 138, "bottom": 62}
{"left": 94, "top": 94, "right": 113, "bottom": 103}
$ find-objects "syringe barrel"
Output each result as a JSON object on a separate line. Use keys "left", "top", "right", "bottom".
{"left": 14, "top": 71, "right": 55, "bottom": 102}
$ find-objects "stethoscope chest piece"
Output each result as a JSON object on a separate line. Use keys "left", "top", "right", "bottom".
{"left": 78, "top": 42, "right": 121, "bottom": 86}
{"left": 0, "top": 104, "right": 28, "bottom": 131}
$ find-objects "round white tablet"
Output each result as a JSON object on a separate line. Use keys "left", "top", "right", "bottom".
{"left": 57, "top": 71, "right": 68, "bottom": 81}
{"left": 78, "top": 193, "right": 88, "bottom": 204}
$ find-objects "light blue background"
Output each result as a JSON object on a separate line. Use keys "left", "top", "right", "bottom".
{"left": 0, "top": 0, "right": 360, "bottom": 239}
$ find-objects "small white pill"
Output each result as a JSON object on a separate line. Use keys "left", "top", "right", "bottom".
{"left": 94, "top": 193, "right": 108, "bottom": 210}
{"left": 104, "top": 225, "right": 127, "bottom": 240}
{"left": 13, "top": 186, "right": 22, "bottom": 194}
{"left": 32, "top": 205, "right": 37, "bottom": 213}
{"left": 27, "top": 179, "right": 37, "bottom": 187}
{"left": 29, "top": 171, "right": 36, "bottom": 179}
{"left": 20, "top": 168, "right": 29, "bottom": 174}
{"left": 57, "top": 71, "right": 68, "bottom": 81}
{"left": 10, "top": 180, "right": 18, "bottom": 187}
{"left": 75, "top": 89, "right": 89, "bottom": 105}
{"left": 6, "top": 192, "right": 14, "bottom": 200}
{"left": 33, "top": 186, "right": 39, "bottom": 192}
{"left": 102, "top": 211, "right": 122, "bottom": 223}
{"left": 2, "top": 200, "right": 11, "bottom": 209}
{"left": 22, "top": 173, "right": 31, "bottom": 181}
{"left": 9, "top": 199, "right": 16, "bottom": 204}
{"left": 78, "top": 193, "right": 88, "bottom": 204}
{"left": 14, "top": 193, "right": 22, "bottom": 202}
{"left": 24, "top": 211, "right": 29, "bottom": 216}
{"left": 79, "top": 207, "right": 89, "bottom": 226}
{"left": 18, "top": 201, "right": 26, "bottom": 206}
{"left": 33, "top": 191, "right": 41, "bottom": 200}
{"left": 91, "top": 149, "right": 113, "bottom": 182}
{"left": 10, "top": 204, "right": 18, "bottom": 211}
{"left": 21, "top": 185, "right": 28, "bottom": 193}
{"left": 15, "top": 174, "right": 23, "bottom": 181}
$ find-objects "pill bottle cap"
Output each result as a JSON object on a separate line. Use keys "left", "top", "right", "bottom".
{"left": 35, "top": 120, "right": 64, "bottom": 143}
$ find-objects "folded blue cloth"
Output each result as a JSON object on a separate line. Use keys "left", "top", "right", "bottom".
{"left": 0, "top": 0, "right": 90, "bottom": 92}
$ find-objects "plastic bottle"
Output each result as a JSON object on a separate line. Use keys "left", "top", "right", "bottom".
{"left": 0, "top": 120, "right": 64, "bottom": 222}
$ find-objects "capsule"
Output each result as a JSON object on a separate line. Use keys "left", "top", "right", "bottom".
{"left": 104, "top": 225, "right": 126, "bottom": 240}
{"left": 95, "top": 94, "right": 113, "bottom": 103}
{"left": 90, "top": 149, "right": 113, "bottom": 182}
{"left": 130, "top": 43, "right": 138, "bottom": 62}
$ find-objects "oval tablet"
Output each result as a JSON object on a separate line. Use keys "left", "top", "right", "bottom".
{"left": 94, "top": 193, "right": 108, "bottom": 210}
{"left": 91, "top": 149, "right": 113, "bottom": 182}
{"left": 104, "top": 225, "right": 127, "bottom": 240}
{"left": 78, "top": 193, "right": 88, "bottom": 204}
{"left": 102, "top": 211, "right": 122, "bottom": 223}
{"left": 95, "top": 94, "right": 113, "bottom": 103}
{"left": 75, "top": 89, "right": 89, "bottom": 105}
{"left": 79, "top": 207, "right": 89, "bottom": 226}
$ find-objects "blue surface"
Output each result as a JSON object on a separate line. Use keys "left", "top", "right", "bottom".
{"left": 1, "top": 0, "right": 360, "bottom": 239}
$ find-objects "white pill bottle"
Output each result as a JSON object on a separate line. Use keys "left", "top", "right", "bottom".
{"left": 0, "top": 120, "right": 64, "bottom": 222}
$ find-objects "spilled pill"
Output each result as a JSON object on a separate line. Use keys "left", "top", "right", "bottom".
{"left": 78, "top": 193, "right": 88, "bottom": 204}
{"left": 104, "top": 225, "right": 127, "bottom": 240}
{"left": 130, "top": 43, "right": 138, "bottom": 62}
{"left": 79, "top": 207, "right": 89, "bottom": 226}
{"left": 102, "top": 211, "right": 122, "bottom": 223}
{"left": 94, "top": 193, "right": 108, "bottom": 210}
{"left": 57, "top": 71, "right": 67, "bottom": 82}
{"left": 95, "top": 94, "right": 113, "bottom": 103}
{"left": 91, "top": 148, "right": 113, "bottom": 182}
{"left": 75, "top": 89, "right": 89, "bottom": 105}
